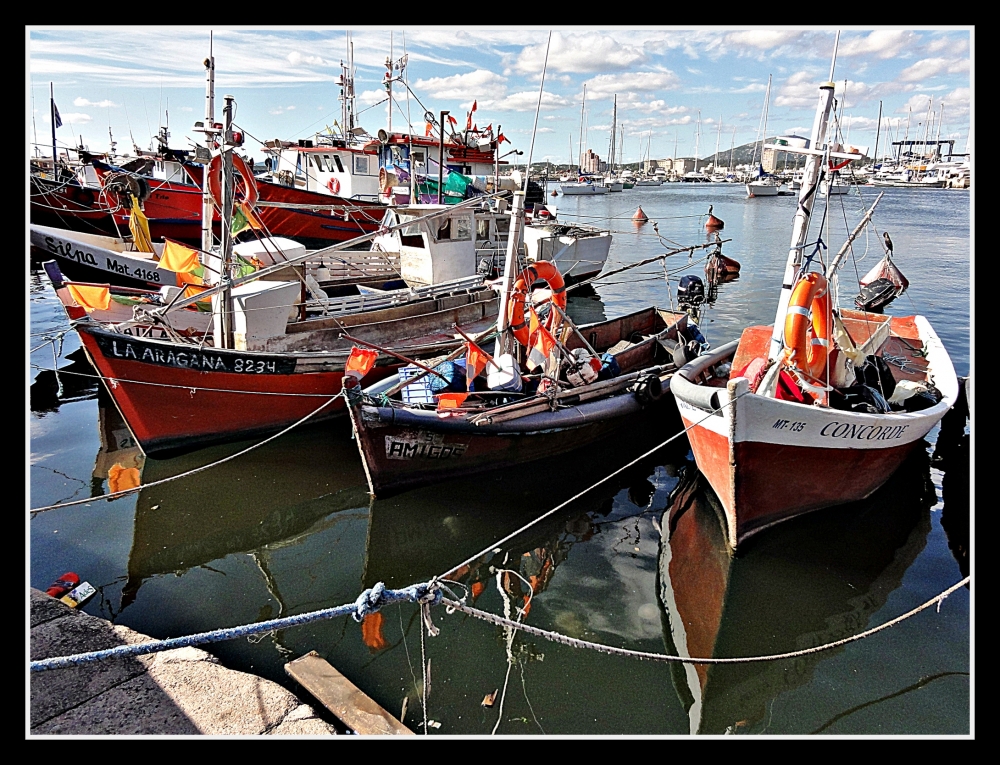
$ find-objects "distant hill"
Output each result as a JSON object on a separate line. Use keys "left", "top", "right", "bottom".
{"left": 529, "top": 137, "right": 867, "bottom": 174}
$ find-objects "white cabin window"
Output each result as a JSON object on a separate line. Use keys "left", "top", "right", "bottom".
{"left": 433, "top": 214, "right": 472, "bottom": 242}
{"left": 411, "top": 150, "right": 425, "bottom": 168}
{"left": 332, "top": 154, "right": 345, "bottom": 173}
{"left": 354, "top": 155, "right": 369, "bottom": 175}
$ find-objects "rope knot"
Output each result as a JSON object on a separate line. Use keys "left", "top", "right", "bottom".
{"left": 352, "top": 582, "right": 388, "bottom": 622}
{"left": 415, "top": 582, "right": 443, "bottom": 607}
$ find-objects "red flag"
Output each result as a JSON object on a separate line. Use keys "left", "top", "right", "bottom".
{"left": 471, "top": 100, "right": 477, "bottom": 113}
{"left": 497, "top": 133, "right": 508, "bottom": 145}
{"left": 447, "top": 114, "right": 457, "bottom": 125}
{"left": 466, "top": 341, "right": 490, "bottom": 390}
{"left": 425, "top": 122, "right": 433, "bottom": 137}
{"left": 466, "top": 112, "right": 473, "bottom": 130}
{"left": 344, "top": 346, "right": 378, "bottom": 381}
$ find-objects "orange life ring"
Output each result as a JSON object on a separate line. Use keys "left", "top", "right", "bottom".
{"left": 327, "top": 176, "right": 341, "bottom": 195}
{"left": 507, "top": 261, "right": 568, "bottom": 346}
{"left": 207, "top": 151, "right": 259, "bottom": 211}
{"left": 782, "top": 272, "right": 831, "bottom": 383}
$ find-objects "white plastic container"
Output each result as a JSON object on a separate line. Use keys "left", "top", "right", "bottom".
{"left": 487, "top": 353, "right": 522, "bottom": 393}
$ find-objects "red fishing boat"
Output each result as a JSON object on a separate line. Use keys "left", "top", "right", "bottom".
{"left": 669, "top": 34, "right": 959, "bottom": 551}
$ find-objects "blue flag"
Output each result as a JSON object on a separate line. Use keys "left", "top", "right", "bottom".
{"left": 52, "top": 100, "right": 62, "bottom": 128}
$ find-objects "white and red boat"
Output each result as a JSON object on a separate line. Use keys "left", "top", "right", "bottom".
{"left": 669, "top": 35, "right": 960, "bottom": 551}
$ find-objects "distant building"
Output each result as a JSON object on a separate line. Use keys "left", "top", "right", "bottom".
{"left": 581, "top": 149, "right": 601, "bottom": 174}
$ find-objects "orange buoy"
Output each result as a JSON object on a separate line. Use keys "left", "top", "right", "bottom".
{"left": 705, "top": 204, "right": 724, "bottom": 230}
{"left": 551, "top": 189, "right": 558, "bottom": 196}
{"left": 633, "top": 206, "right": 648, "bottom": 222}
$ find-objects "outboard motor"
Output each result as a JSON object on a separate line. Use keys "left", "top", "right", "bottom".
{"left": 676, "top": 274, "right": 706, "bottom": 308}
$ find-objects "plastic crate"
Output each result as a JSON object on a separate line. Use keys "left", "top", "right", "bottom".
{"left": 399, "top": 365, "right": 436, "bottom": 405}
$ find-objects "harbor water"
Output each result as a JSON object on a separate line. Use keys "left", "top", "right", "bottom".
{"left": 28, "top": 182, "right": 971, "bottom": 736}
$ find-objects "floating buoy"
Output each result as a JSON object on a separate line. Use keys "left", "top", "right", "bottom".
{"left": 551, "top": 189, "right": 559, "bottom": 196}
{"left": 633, "top": 206, "right": 648, "bottom": 222}
{"left": 705, "top": 204, "right": 724, "bottom": 230}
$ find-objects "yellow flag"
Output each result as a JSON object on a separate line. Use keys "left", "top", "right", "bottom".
{"left": 159, "top": 239, "right": 202, "bottom": 273}
{"left": 127, "top": 195, "right": 155, "bottom": 253}
{"left": 67, "top": 283, "right": 111, "bottom": 312}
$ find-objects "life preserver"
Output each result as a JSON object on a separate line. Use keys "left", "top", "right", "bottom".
{"left": 327, "top": 176, "right": 341, "bottom": 195}
{"left": 207, "top": 151, "right": 259, "bottom": 211}
{"left": 782, "top": 271, "right": 831, "bottom": 388}
{"left": 507, "top": 261, "right": 568, "bottom": 346}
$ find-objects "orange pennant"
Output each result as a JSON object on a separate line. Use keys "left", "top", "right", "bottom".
{"left": 526, "top": 323, "right": 556, "bottom": 371}
{"left": 67, "top": 283, "right": 111, "bottom": 312}
{"left": 159, "top": 239, "right": 202, "bottom": 274}
{"left": 465, "top": 341, "right": 490, "bottom": 390}
{"left": 436, "top": 392, "right": 469, "bottom": 409}
{"left": 344, "top": 346, "right": 378, "bottom": 380}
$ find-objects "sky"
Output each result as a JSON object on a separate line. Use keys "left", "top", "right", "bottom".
{"left": 27, "top": 26, "right": 973, "bottom": 168}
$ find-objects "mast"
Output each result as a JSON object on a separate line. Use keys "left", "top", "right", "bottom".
{"left": 729, "top": 125, "right": 736, "bottom": 178}
{"left": 751, "top": 75, "right": 771, "bottom": 170}
{"left": 693, "top": 111, "right": 701, "bottom": 174}
{"left": 715, "top": 115, "right": 722, "bottom": 173}
{"left": 608, "top": 95, "right": 617, "bottom": 174}
{"left": 767, "top": 32, "right": 840, "bottom": 363}
{"left": 578, "top": 84, "right": 586, "bottom": 173}
{"left": 215, "top": 94, "right": 237, "bottom": 350}
{"left": 201, "top": 34, "right": 216, "bottom": 254}
{"left": 872, "top": 101, "right": 882, "bottom": 169}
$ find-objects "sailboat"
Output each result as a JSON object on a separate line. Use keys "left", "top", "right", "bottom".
{"left": 561, "top": 85, "right": 609, "bottom": 195}
{"left": 745, "top": 76, "right": 784, "bottom": 197}
{"left": 669, "top": 34, "right": 959, "bottom": 551}
{"left": 682, "top": 112, "right": 710, "bottom": 182}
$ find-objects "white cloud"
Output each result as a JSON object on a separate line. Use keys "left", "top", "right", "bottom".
{"left": 722, "top": 29, "right": 806, "bottom": 52}
{"left": 837, "top": 30, "right": 918, "bottom": 60}
{"left": 514, "top": 31, "right": 647, "bottom": 74}
{"left": 286, "top": 51, "right": 327, "bottom": 67}
{"left": 50, "top": 112, "right": 91, "bottom": 125}
{"left": 358, "top": 89, "right": 387, "bottom": 106}
{"left": 899, "top": 57, "right": 969, "bottom": 82}
{"left": 413, "top": 69, "right": 507, "bottom": 101}
{"left": 583, "top": 71, "right": 681, "bottom": 98}
{"left": 489, "top": 90, "right": 570, "bottom": 112}
{"left": 267, "top": 105, "right": 296, "bottom": 115}
{"left": 73, "top": 97, "right": 117, "bottom": 108}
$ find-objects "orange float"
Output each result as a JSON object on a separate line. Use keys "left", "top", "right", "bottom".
{"left": 506, "top": 261, "right": 567, "bottom": 346}
{"left": 782, "top": 272, "right": 832, "bottom": 391}
{"left": 207, "top": 151, "right": 259, "bottom": 211}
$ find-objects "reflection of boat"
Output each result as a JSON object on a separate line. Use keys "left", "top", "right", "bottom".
{"left": 657, "top": 447, "right": 935, "bottom": 734}
{"left": 115, "top": 403, "right": 370, "bottom": 610}
{"left": 30, "top": 346, "right": 101, "bottom": 413}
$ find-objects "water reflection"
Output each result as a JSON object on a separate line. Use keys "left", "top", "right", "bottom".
{"left": 90, "top": 396, "right": 371, "bottom": 611}
{"left": 30, "top": 347, "right": 100, "bottom": 413}
{"left": 656, "top": 447, "right": 937, "bottom": 734}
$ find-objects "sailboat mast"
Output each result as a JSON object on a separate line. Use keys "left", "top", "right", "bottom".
{"left": 578, "top": 84, "right": 586, "bottom": 173}
{"left": 767, "top": 33, "right": 840, "bottom": 363}
{"left": 873, "top": 100, "right": 882, "bottom": 169}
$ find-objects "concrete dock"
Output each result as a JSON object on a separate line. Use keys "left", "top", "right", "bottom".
{"left": 29, "top": 588, "right": 337, "bottom": 736}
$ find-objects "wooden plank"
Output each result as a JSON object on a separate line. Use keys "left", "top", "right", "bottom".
{"left": 285, "top": 651, "right": 414, "bottom": 735}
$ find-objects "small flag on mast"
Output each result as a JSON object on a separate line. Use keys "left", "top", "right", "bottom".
{"left": 52, "top": 100, "right": 62, "bottom": 128}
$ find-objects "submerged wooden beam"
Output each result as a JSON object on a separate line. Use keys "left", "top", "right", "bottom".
{"left": 285, "top": 651, "right": 414, "bottom": 735}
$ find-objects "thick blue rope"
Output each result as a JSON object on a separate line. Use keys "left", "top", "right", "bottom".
{"left": 30, "top": 581, "right": 440, "bottom": 672}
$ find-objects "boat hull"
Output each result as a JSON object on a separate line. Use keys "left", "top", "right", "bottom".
{"left": 76, "top": 325, "right": 375, "bottom": 454}
{"left": 30, "top": 224, "right": 176, "bottom": 289}
{"left": 559, "top": 183, "right": 609, "bottom": 195}
{"left": 349, "top": 389, "right": 681, "bottom": 497}
{"left": 671, "top": 315, "right": 958, "bottom": 549}
{"left": 745, "top": 182, "right": 781, "bottom": 197}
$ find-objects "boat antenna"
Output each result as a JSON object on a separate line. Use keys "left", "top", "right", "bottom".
{"left": 522, "top": 30, "right": 551, "bottom": 192}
